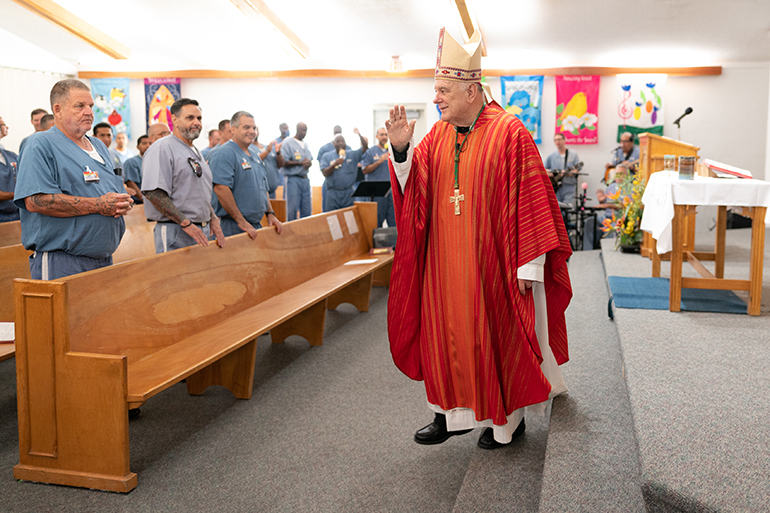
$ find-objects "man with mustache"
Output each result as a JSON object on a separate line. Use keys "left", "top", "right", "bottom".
{"left": 13, "top": 79, "right": 132, "bottom": 280}
{"left": 142, "top": 98, "right": 225, "bottom": 253}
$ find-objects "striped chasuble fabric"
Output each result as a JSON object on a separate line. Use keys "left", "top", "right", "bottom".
{"left": 388, "top": 102, "right": 572, "bottom": 425}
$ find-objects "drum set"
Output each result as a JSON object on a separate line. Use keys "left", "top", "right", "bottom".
{"left": 553, "top": 166, "right": 604, "bottom": 251}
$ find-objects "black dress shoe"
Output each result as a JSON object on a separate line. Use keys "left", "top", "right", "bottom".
{"left": 414, "top": 413, "right": 473, "bottom": 445}
{"left": 128, "top": 408, "right": 141, "bottom": 420}
{"left": 477, "top": 418, "right": 525, "bottom": 450}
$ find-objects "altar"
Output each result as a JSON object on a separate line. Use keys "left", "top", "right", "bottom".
{"left": 641, "top": 171, "right": 770, "bottom": 315}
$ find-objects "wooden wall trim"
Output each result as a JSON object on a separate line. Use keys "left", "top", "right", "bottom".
{"left": 78, "top": 66, "right": 722, "bottom": 80}
{"left": 12, "top": 0, "right": 131, "bottom": 59}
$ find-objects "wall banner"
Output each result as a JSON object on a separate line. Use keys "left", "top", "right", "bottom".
{"left": 554, "top": 75, "right": 600, "bottom": 144}
{"left": 91, "top": 77, "right": 131, "bottom": 138}
{"left": 144, "top": 78, "right": 181, "bottom": 132}
{"left": 501, "top": 75, "right": 543, "bottom": 144}
{"left": 616, "top": 74, "right": 666, "bottom": 142}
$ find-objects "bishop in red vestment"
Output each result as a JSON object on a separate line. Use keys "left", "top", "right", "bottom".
{"left": 385, "top": 28, "right": 572, "bottom": 449}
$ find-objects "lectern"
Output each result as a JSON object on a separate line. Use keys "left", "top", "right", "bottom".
{"left": 638, "top": 133, "right": 700, "bottom": 258}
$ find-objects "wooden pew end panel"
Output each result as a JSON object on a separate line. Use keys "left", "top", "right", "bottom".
{"left": 270, "top": 300, "right": 327, "bottom": 346}
{"left": 327, "top": 274, "right": 373, "bottom": 312}
{"left": 186, "top": 339, "right": 258, "bottom": 399}
{"left": 14, "top": 279, "right": 135, "bottom": 493}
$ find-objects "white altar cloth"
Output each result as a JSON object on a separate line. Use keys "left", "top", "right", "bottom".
{"left": 640, "top": 171, "right": 770, "bottom": 253}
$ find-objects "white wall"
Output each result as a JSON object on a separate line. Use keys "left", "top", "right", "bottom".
{"left": 7, "top": 66, "right": 767, "bottom": 190}
{"left": 117, "top": 66, "right": 767, "bottom": 190}
{"left": 0, "top": 67, "right": 70, "bottom": 152}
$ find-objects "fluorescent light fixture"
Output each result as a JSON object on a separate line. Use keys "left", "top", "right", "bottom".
{"left": 230, "top": 0, "right": 309, "bottom": 59}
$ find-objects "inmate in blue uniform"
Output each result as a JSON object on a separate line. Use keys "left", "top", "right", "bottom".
{"left": 122, "top": 154, "right": 143, "bottom": 203}
{"left": 361, "top": 145, "right": 395, "bottom": 228}
{"left": 280, "top": 138, "right": 313, "bottom": 221}
{"left": 320, "top": 147, "right": 365, "bottom": 212}
{"left": 318, "top": 141, "right": 350, "bottom": 210}
{"left": 251, "top": 142, "right": 281, "bottom": 199}
{"left": 14, "top": 126, "right": 126, "bottom": 278}
{"left": 0, "top": 148, "right": 20, "bottom": 222}
{"left": 210, "top": 140, "right": 270, "bottom": 237}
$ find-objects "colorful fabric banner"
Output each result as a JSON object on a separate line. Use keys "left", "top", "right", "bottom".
{"left": 554, "top": 75, "right": 600, "bottom": 144}
{"left": 616, "top": 74, "right": 666, "bottom": 141}
{"left": 144, "top": 78, "right": 181, "bottom": 132}
{"left": 500, "top": 75, "right": 543, "bottom": 144}
{"left": 91, "top": 78, "right": 131, "bottom": 139}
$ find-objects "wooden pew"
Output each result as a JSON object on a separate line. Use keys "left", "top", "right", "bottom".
{"left": 0, "top": 220, "right": 159, "bottom": 362}
{"left": 13, "top": 202, "right": 391, "bottom": 492}
{"left": 0, "top": 245, "right": 31, "bottom": 362}
{"left": 0, "top": 220, "right": 21, "bottom": 248}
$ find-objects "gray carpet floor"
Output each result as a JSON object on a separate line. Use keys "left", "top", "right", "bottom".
{"left": 4, "top": 225, "right": 762, "bottom": 512}
{"left": 603, "top": 226, "right": 770, "bottom": 513}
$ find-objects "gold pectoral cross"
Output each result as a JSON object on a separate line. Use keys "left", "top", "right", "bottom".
{"left": 450, "top": 188, "right": 465, "bottom": 215}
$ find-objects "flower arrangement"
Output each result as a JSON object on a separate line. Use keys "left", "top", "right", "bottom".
{"left": 601, "top": 173, "right": 647, "bottom": 249}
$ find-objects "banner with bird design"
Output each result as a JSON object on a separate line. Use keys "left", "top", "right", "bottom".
{"left": 554, "top": 75, "right": 600, "bottom": 144}
{"left": 616, "top": 74, "right": 666, "bottom": 142}
{"left": 144, "top": 78, "right": 181, "bottom": 133}
{"left": 501, "top": 75, "right": 543, "bottom": 144}
{"left": 91, "top": 78, "right": 131, "bottom": 139}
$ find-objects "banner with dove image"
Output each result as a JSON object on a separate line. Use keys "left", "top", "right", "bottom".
{"left": 500, "top": 75, "right": 543, "bottom": 144}
{"left": 616, "top": 74, "right": 666, "bottom": 142}
{"left": 555, "top": 75, "right": 600, "bottom": 144}
{"left": 91, "top": 78, "right": 131, "bottom": 139}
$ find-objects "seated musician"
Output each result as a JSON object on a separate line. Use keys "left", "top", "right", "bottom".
{"left": 583, "top": 165, "right": 629, "bottom": 250}
{"left": 606, "top": 132, "right": 639, "bottom": 178}
{"left": 544, "top": 132, "right": 581, "bottom": 207}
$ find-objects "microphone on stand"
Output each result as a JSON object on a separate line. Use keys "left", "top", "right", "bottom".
{"left": 673, "top": 107, "right": 693, "bottom": 127}
{"left": 580, "top": 182, "right": 589, "bottom": 208}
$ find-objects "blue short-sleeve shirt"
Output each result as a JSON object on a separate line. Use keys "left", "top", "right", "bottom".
{"left": 123, "top": 154, "right": 143, "bottom": 187}
{"left": 13, "top": 126, "right": 125, "bottom": 258}
{"left": 362, "top": 146, "right": 390, "bottom": 182}
{"left": 0, "top": 148, "right": 19, "bottom": 215}
{"left": 280, "top": 138, "right": 313, "bottom": 178}
{"left": 320, "top": 147, "right": 365, "bottom": 190}
{"left": 141, "top": 134, "right": 214, "bottom": 223}
{"left": 210, "top": 140, "right": 269, "bottom": 224}
{"left": 251, "top": 142, "right": 281, "bottom": 193}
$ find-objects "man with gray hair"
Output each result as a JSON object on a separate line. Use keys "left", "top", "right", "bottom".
{"left": 142, "top": 98, "right": 225, "bottom": 253}
{"left": 13, "top": 79, "right": 132, "bottom": 280}
{"left": 210, "top": 111, "right": 282, "bottom": 238}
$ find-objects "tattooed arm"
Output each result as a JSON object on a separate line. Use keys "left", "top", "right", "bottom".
{"left": 24, "top": 192, "right": 132, "bottom": 218}
{"left": 143, "top": 189, "right": 186, "bottom": 224}
{"left": 144, "top": 188, "right": 220, "bottom": 248}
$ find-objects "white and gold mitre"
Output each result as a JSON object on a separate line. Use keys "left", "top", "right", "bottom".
{"left": 434, "top": 27, "right": 482, "bottom": 82}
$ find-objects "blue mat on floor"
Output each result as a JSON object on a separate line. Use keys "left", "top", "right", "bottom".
{"left": 607, "top": 276, "right": 747, "bottom": 314}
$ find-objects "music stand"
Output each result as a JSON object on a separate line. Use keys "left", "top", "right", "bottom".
{"left": 351, "top": 181, "right": 391, "bottom": 202}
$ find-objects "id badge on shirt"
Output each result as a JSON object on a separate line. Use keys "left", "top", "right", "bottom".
{"left": 294, "top": 150, "right": 301, "bottom": 161}
{"left": 83, "top": 165, "right": 100, "bottom": 183}
{"left": 241, "top": 158, "right": 252, "bottom": 170}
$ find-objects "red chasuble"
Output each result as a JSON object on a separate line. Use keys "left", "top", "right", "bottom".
{"left": 388, "top": 102, "right": 572, "bottom": 425}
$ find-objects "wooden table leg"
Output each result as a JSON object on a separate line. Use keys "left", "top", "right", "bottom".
{"left": 748, "top": 207, "right": 766, "bottom": 316}
{"left": 669, "top": 205, "right": 686, "bottom": 312}
{"left": 715, "top": 206, "right": 727, "bottom": 279}
{"left": 652, "top": 237, "right": 661, "bottom": 277}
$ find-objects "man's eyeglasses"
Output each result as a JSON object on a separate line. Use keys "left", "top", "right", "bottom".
{"left": 188, "top": 157, "right": 202, "bottom": 177}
